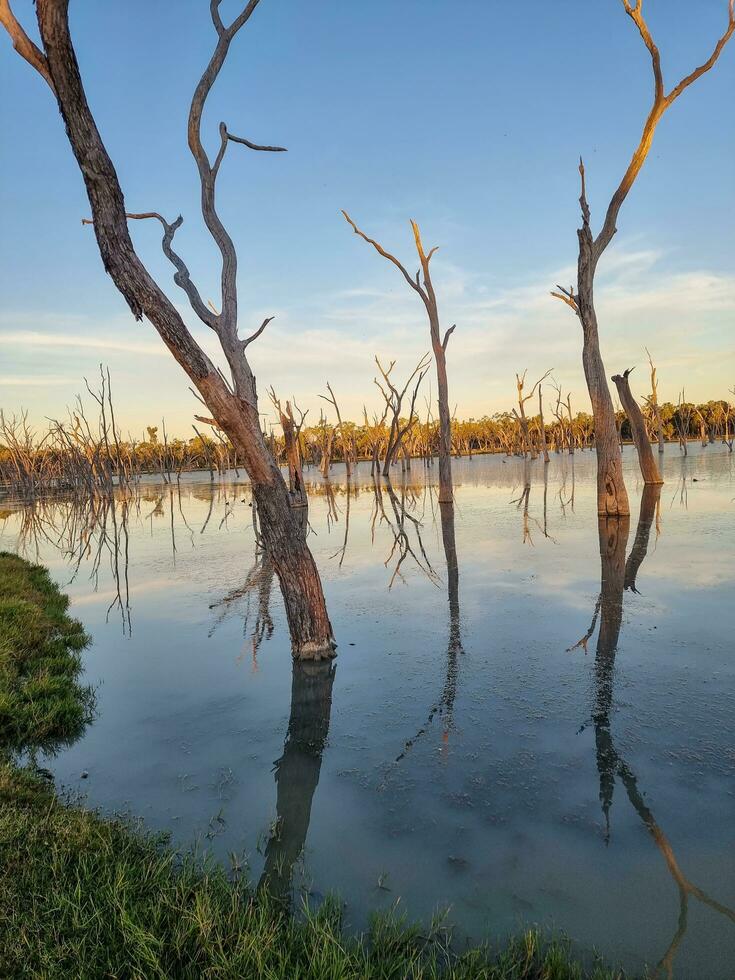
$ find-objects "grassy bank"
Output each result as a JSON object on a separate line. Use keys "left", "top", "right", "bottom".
{"left": 0, "top": 552, "right": 627, "bottom": 979}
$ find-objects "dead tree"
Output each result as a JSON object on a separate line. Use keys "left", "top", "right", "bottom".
{"left": 268, "top": 389, "right": 308, "bottom": 509}
{"left": 316, "top": 412, "right": 335, "bottom": 479}
{"left": 611, "top": 367, "right": 663, "bottom": 485}
{"left": 319, "top": 382, "right": 351, "bottom": 479}
{"left": 512, "top": 369, "right": 552, "bottom": 459}
{"left": 538, "top": 385, "right": 551, "bottom": 464}
{"left": 551, "top": 0, "right": 734, "bottom": 516}
{"left": 0, "top": 2, "right": 336, "bottom": 658}
{"left": 644, "top": 347, "right": 665, "bottom": 454}
{"left": 374, "top": 354, "right": 430, "bottom": 477}
{"left": 675, "top": 391, "right": 692, "bottom": 456}
{"left": 342, "top": 212, "right": 456, "bottom": 503}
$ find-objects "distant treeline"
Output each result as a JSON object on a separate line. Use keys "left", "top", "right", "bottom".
{"left": 1, "top": 390, "right": 732, "bottom": 497}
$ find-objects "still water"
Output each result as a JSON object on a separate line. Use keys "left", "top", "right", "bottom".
{"left": 2, "top": 445, "right": 733, "bottom": 978}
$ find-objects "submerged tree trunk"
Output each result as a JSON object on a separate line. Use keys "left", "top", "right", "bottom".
{"left": 612, "top": 369, "right": 663, "bottom": 485}
{"left": 25, "top": 0, "right": 334, "bottom": 659}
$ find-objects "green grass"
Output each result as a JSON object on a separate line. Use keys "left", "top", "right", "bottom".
{"left": 0, "top": 552, "right": 629, "bottom": 979}
{"left": 0, "top": 551, "right": 93, "bottom": 756}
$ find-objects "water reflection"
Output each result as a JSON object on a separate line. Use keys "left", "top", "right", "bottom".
{"left": 259, "top": 660, "right": 336, "bottom": 901}
{"left": 372, "top": 476, "right": 439, "bottom": 588}
{"left": 2, "top": 447, "right": 732, "bottom": 976}
{"left": 390, "top": 495, "right": 462, "bottom": 767}
{"left": 575, "top": 491, "right": 734, "bottom": 977}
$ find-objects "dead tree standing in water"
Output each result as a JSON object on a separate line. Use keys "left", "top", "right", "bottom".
{"left": 268, "top": 389, "right": 308, "bottom": 509}
{"left": 612, "top": 368, "right": 663, "bottom": 485}
{"left": 644, "top": 348, "right": 665, "bottom": 454}
{"left": 512, "top": 369, "right": 552, "bottom": 459}
{"left": 319, "top": 382, "right": 351, "bottom": 480}
{"left": 2, "top": 0, "right": 335, "bottom": 659}
{"left": 538, "top": 385, "right": 551, "bottom": 464}
{"left": 342, "top": 212, "right": 456, "bottom": 502}
{"left": 551, "top": 0, "right": 734, "bottom": 516}
{"left": 374, "top": 355, "right": 430, "bottom": 477}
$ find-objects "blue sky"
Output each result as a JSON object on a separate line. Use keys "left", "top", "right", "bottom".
{"left": 1, "top": 0, "right": 733, "bottom": 436}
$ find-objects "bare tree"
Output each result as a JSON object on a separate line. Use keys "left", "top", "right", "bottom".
{"left": 512, "top": 369, "right": 552, "bottom": 459}
{"left": 342, "top": 213, "right": 456, "bottom": 502}
{"left": 551, "top": 0, "right": 735, "bottom": 516}
{"left": 644, "top": 347, "right": 665, "bottom": 454}
{"left": 374, "top": 354, "right": 430, "bottom": 476}
{"left": 611, "top": 367, "right": 663, "bottom": 485}
{"left": 675, "top": 391, "right": 693, "bottom": 456}
{"left": 1, "top": 0, "right": 334, "bottom": 658}
{"left": 537, "top": 385, "right": 551, "bottom": 464}
{"left": 319, "top": 382, "right": 351, "bottom": 480}
{"left": 268, "top": 389, "right": 308, "bottom": 509}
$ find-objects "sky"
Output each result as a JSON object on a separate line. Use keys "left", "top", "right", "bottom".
{"left": 1, "top": 0, "right": 733, "bottom": 439}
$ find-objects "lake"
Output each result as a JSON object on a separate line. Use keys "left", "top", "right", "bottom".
{"left": 2, "top": 443, "right": 733, "bottom": 979}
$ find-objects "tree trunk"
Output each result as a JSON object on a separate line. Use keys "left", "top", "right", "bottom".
{"left": 36, "top": 0, "right": 334, "bottom": 660}
{"left": 612, "top": 370, "right": 663, "bottom": 485}
{"left": 278, "top": 404, "right": 307, "bottom": 509}
{"left": 431, "top": 329, "right": 454, "bottom": 502}
{"left": 577, "top": 242, "right": 630, "bottom": 516}
{"left": 655, "top": 409, "right": 665, "bottom": 454}
{"left": 538, "top": 388, "right": 550, "bottom": 463}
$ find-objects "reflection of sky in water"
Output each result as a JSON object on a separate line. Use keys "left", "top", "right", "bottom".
{"left": 1, "top": 443, "right": 733, "bottom": 979}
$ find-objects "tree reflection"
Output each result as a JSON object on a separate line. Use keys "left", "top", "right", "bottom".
{"left": 389, "top": 495, "right": 462, "bottom": 767}
{"left": 574, "top": 488, "right": 734, "bottom": 977}
{"left": 258, "top": 659, "right": 336, "bottom": 902}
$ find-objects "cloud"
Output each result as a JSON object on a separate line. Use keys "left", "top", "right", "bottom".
{"left": 0, "top": 329, "right": 166, "bottom": 357}
{"left": 1, "top": 238, "right": 733, "bottom": 434}
{"left": 0, "top": 375, "right": 76, "bottom": 386}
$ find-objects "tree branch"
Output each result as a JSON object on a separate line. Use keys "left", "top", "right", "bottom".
{"left": 83, "top": 211, "right": 219, "bottom": 330}
{"left": 596, "top": 0, "right": 734, "bottom": 259}
{"left": 341, "top": 210, "right": 422, "bottom": 295}
{"left": 0, "top": 0, "right": 55, "bottom": 92}
{"left": 242, "top": 315, "right": 274, "bottom": 349}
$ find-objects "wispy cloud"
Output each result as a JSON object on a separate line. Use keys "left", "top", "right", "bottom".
{"left": 1, "top": 239, "right": 733, "bottom": 434}
{"left": 0, "top": 375, "right": 76, "bottom": 386}
{"left": 0, "top": 330, "right": 166, "bottom": 357}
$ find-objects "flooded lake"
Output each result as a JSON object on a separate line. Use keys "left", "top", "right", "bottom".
{"left": 2, "top": 444, "right": 733, "bottom": 979}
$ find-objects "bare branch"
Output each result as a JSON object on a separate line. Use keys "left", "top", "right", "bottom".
{"left": 84, "top": 211, "right": 219, "bottom": 330}
{"left": 210, "top": 0, "right": 225, "bottom": 36}
{"left": 551, "top": 284, "right": 579, "bottom": 314}
{"left": 341, "top": 211, "right": 421, "bottom": 294}
{"left": 0, "top": 0, "right": 55, "bottom": 92}
{"left": 596, "top": 0, "right": 735, "bottom": 258}
{"left": 442, "top": 324, "right": 456, "bottom": 351}
{"left": 222, "top": 124, "right": 287, "bottom": 153}
{"left": 242, "top": 315, "right": 274, "bottom": 349}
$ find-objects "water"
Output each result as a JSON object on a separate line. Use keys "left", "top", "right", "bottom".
{"left": 2, "top": 444, "right": 733, "bottom": 978}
